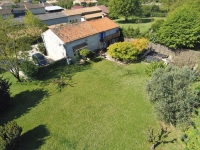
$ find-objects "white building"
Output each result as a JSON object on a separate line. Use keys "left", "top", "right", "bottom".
{"left": 42, "top": 17, "right": 120, "bottom": 61}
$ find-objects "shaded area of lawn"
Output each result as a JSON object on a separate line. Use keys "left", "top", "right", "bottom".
{"left": 0, "top": 89, "right": 49, "bottom": 126}
{"left": 20, "top": 124, "right": 50, "bottom": 150}
{"left": 0, "top": 60, "right": 183, "bottom": 150}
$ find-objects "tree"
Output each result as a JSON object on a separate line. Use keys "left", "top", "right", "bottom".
{"left": 57, "top": 0, "right": 73, "bottom": 9}
{"left": 184, "top": 110, "right": 200, "bottom": 149}
{"left": 0, "top": 17, "right": 30, "bottom": 82}
{"left": 97, "top": 0, "right": 109, "bottom": 6}
{"left": 107, "top": 42, "right": 139, "bottom": 63}
{"left": 155, "top": 2, "right": 200, "bottom": 49}
{"left": 0, "top": 77, "right": 11, "bottom": 112}
{"left": 0, "top": 121, "right": 22, "bottom": 150}
{"left": 109, "top": 0, "right": 141, "bottom": 21}
{"left": 145, "top": 66, "right": 200, "bottom": 128}
{"left": 23, "top": 10, "right": 47, "bottom": 43}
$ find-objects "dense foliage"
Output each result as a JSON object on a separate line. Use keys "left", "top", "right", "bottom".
{"left": 141, "top": 4, "right": 167, "bottom": 17}
{"left": 132, "top": 38, "right": 149, "bottom": 53}
{"left": 38, "top": 43, "right": 46, "bottom": 55}
{"left": 0, "top": 121, "right": 22, "bottom": 150}
{"left": 20, "top": 61, "right": 39, "bottom": 80}
{"left": 79, "top": 49, "right": 91, "bottom": 57}
{"left": 0, "top": 77, "right": 11, "bottom": 112}
{"left": 121, "top": 27, "right": 141, "bottom": 38}
{"left": 57, "top": 0, "right": 73, "bottom": 9}
{"left": 184, "top": 111, "right": 200, "bottom": 149}
{"left": 154, "top": 2, "right": 200, "bottom": 49}
{"left": 109, "top": 0, "right": 141, "bottom": 21}
{"left": 0, "top": 17, "right": 29, "bottom": 82}
{"left": 107, "top": 42, "right": 139, "bottom": 63}
{"left": 146, "top": 66, "right": 200, "bottom": 128}
{"left": 0, "top": 11, "right": 45, "bottom": 82}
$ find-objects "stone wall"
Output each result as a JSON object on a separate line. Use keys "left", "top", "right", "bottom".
{"left": 148, "top": 42, "right": 200, "bottom": 69}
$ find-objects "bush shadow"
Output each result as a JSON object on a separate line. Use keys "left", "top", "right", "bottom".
{"left": 0, "top": 89, "right": 49, "bottom": 125}
{"left": 20, "top": 125, "right": 50, "bottom": 150}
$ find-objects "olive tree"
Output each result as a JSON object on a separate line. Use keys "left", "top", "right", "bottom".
{"left": 146, "top": 66, "right": 200, "bottom": 128}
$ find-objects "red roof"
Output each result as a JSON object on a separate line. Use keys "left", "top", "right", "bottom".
{"left": 50, "top": 17, "right": 119, "bottom": 43}
{"left": 71, "top": 6, "right": 83, "bottom": 9}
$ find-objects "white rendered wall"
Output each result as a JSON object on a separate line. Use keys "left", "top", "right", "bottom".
{"left": 42, "top": 30, "right": 66, "bottom": 61}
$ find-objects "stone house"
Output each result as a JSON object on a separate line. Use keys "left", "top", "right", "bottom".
{"left": 42, "top": 17, "right": 120, "bottom": 61}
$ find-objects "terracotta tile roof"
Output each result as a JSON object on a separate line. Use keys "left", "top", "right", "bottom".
{"left": 98, "top": 5, "right": 109, "bottom": 14}
{"left": 50, "top": 17, "right": 119, "bottom": 43}
{"left": 51, "top": 21, "right": 97, "bottom": 43}
{"left": 86, "top": 17, "right": 119, "bottom": 32}
{"left": 84, "top": 12, "right": 106, "bottom": 19}
{"left": 62, "top": 6, "right": 101, "bottom": 16}
{"left": 71, "top": 6, "right": 83, "bottom": 10}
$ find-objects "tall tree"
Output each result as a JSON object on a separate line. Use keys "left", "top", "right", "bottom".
{"left": 109, "top": 0, "right": 141, "bottom": 21}
{"left": 23, "top": 10, "right": 46, "bottom": 43}
{"left": 155, "top": 2, "right": 200, "bottom": 49}
{"left": 0, "top": 17, "right": 30, "bottom": 82}
{"left": 145, "top": 66, "right": 200, "bottom": 128}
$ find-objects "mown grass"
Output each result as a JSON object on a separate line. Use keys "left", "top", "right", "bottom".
{"left": 0, "top": 60, "right": 183, "bottom": 150}
{"left": 113, "top": 17, "right": 165, "bottom": 33}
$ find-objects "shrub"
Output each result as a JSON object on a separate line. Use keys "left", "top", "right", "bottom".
{"left": 79, "top": 49, "right": 91, "bottom": 57}
{"left": 145, "top": 61, "right": 166, "bottom": 76}
{"left": 0, "top": 77, "right": 11, "bottom": 112}
{"left": 38, "top": 43, "right": 46, "bottom": 55}
{"left": 132, "top": 38, "right": 149, "bottom": 53}
{"left": 146, "top": 66, "right": 200, "bottom": 128}
{"left": 20, "top": 61, "right": 39, "bottom": 80}
{"left": 0, "top": 121, "right": 22, "bottom": 150}
{"left": 107, "top": 42, "right": 139, "bottom": 63}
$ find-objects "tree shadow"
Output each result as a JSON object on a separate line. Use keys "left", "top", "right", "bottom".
{"left": 20, "top": 125, "right": 50, "bottom": 150}
{"left": 116, "top": 18, "right": 153, "bottom": 24}
{"left": 0, "top": 89, "right": 49, "bottom": 125}
{"left": 38, "top": 61, "right": 92, "bottom": 82}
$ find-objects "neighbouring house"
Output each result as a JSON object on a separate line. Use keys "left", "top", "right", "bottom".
{"left": 24, "top": 3, "right": 46, "bottom": 15}
{"left": 42, "top": 17, "right": 120, "bottom": 61}
{"left": 98, "top": 5, "right": 109, "bottom": 15}
{"left": 63, "top": 6, "right": 103, "bottom": 22}
{"left": 0, "top": 9, "right": 12, "bottom": 19}
{"left": 13, "top": 12, "right": 68, "bottom": 26}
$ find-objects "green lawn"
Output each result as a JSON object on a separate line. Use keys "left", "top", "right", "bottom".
{"left": 113, "top": 17, "right": 165, "bottom": 33}
{"left": 0, "top": 60, "right": 182, "bottom": 150}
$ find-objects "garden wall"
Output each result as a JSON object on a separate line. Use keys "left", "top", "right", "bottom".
{"left": 148, "top": 42, "right": 200, "bottom": 69}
